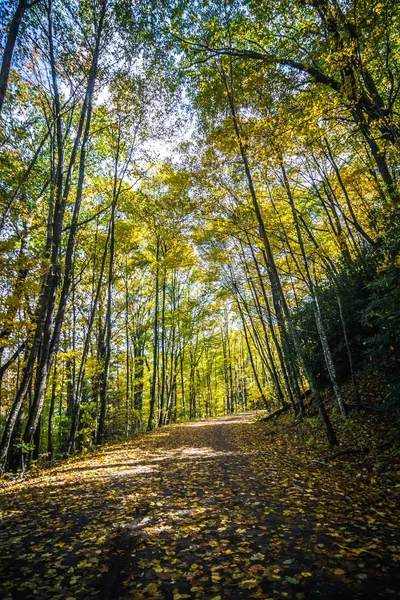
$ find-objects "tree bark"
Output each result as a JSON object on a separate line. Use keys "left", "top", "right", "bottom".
{"left": 0, "top": 0, "right": 28, "bottom": 115}
{"left": 148, "top": 240, "right": 160, "bottom": 430}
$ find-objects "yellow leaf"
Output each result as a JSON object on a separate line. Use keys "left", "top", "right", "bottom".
{"left": 239, "top": 579, "right": 258, "bottom": 589}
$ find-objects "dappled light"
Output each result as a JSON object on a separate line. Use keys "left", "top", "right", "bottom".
{"left": 1, "top": 414, "right": 398, "bottom": 599}
{"left": 0, "top": 0, "right": 400, "bottom": 598}
{"left": 180, "top": 447, "right": 217, "bottom": 456}
{"left": 187, "top": 416, "right": 256, "bottom": 428}
{"left": 109, "top": 464, "right": 158, "bottom": 477}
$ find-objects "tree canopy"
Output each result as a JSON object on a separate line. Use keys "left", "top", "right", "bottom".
{"left": 0, "top": 0, "right": 399, "bottom": 473}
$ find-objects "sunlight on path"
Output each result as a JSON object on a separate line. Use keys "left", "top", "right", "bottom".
{"left": 0, "top": 414, "right": 398, "bottom": 599}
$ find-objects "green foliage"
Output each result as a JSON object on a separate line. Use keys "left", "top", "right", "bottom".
{"left": 13, "top": 439, "right": 35, "bottom": 455}
{"left": 292, "top": 213, "right": 400, "bottom": 416}
{"left": 1, "top": 0, "right": 400, "bottom": 468}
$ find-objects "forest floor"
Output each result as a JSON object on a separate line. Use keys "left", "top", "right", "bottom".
{"left": 0, "top": 411, "right": 399, "bottom": 600}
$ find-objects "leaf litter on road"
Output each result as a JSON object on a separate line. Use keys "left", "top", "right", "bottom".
{"left": 0, "top": 414, "right": 399, "bottom": 599}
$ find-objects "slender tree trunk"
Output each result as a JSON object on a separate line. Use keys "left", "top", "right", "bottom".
{"left": 47, "top": 359, "right": 57, "bottom": 459}
{"left": 134, "top": 339, "right": 144, "bottom": 414}
{"left": 234, "top": 296, "right": 268, "bottom": 408}
{"left": 0, "top": 0, "right": 28, "bottom": 115}
{"left": 189, "top": 358, "right": 196, "bottom": 419}
{"left": 0, "top": 0, "right": 106, "bottom": 472}
{"left": 23, "top": 0, "right": 107, "bottom": 457}
{"left": 220, "top": 66, "right": 304, "bottom": 414}
{"left": 245, "top": 234, "right": 295, "bottom": 407}
{"left": 180, "top": 349, "right": 185, "bottom": 418}
{"left": 226, "top": 326, "right": 234, "bottom": 413}
{"left": 68, "top": 217, "right": 111, "bottom": 454}
{"left": 232, "top": 280, "right": 276, "bottom": 402}
{"left": 158, "top": 270, "right": 167, "bottom": 426}
{"left": 148, "top": 241, "right": 160, "bottom": 430}
{"left": 125, "top": 269, "right": 130, "bottom": 436}
{"left": 238, "top": 242, "right": 286, "bottom": 406}
{"left": 97, "top": 145, "right": 119, "bottom": 445}
{"left": 281, "top": 164, "right": 347, "bottom": 418}
{"left": 219, "top": 62, "right": 339, "bottom": 443}
{"left": 352, "top": 108, "right": 398, "bottom": 204}
{"left": 96, "top": 216, "right": 115, "bottom": 446}
{"left": 336, "top": 292, "right": 360, "bottom": 408}
{"left": 324, "top": 139, "right": 374, "bottom": 245}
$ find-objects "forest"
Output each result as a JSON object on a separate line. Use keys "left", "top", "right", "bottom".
{"left": 0, "top": 0, "right": 399, "bottom": 598}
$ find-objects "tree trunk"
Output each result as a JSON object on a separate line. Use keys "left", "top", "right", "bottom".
{"left": 47, "top": 359, "right": 57, "bottom": 459}
{"left": 148, "top": 241, "right": 160, "bottom": 430}
{"left": 68, "top": 217, "right": 111, "bottom": 454}
{"left": 158, "top": 270, "right": 167, "bottom": 426}
{"left": 281, "top": 163, "right": 347, "bottom": 418}
{"left": 0, "top": 0, "right": 28, "bottom": 115}
{"left": 235, "top": 296, "right": 268, "bottom": 407}
{"left": 23, "top": 0, "right": 107, "bottom": 456}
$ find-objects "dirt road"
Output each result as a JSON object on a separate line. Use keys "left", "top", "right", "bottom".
{"left": 0, "top": 414, "right": 398, "bottom": 599}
